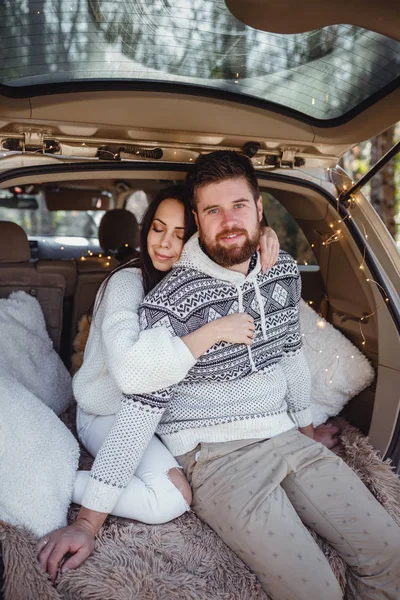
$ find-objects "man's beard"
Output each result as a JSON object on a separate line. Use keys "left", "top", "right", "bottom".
{"left": 199, "top": 224, "right": 261, "bottom": 268}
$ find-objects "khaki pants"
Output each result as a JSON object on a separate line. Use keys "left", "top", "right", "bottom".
{"left": 177, "top": 428, "right": 400, "bottom": 600}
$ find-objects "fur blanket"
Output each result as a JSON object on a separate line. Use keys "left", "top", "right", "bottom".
{"left": 1, "top": 415, "right": 399, "bottom": 600}
{"left": 0, "top": 292, "right": 79, "bottom": 537}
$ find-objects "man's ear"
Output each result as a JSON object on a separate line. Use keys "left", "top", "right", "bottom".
{"left": 256, "top": 195, "right": 263, "bottom": 222}
{"left": 192, "top": 209, "right": 199, "bottom": 229}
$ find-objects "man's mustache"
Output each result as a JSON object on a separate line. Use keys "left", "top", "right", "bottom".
{"left": 216, "top": 228, "right": 248, "bottom": 242}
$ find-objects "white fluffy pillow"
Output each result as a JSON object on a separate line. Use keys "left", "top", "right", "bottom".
{"left": 0, "top": 377, "right": 79, "bottom": 537}
{"left": 0, "top": 291, "right": 73, "bottom": 415}
{"left": 300, "top": 300, "right": 375, "bottom": 426}
{"left": 0, "top": 291, "right": 78, "bottom": 536}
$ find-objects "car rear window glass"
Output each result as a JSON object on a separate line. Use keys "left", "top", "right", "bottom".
{"left": 0, "top": 1, "right": 399, "bottom": 122}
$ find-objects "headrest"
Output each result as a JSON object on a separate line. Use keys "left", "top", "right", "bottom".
{"left": 0, "top": 221, "right": 31, "bottom": 263}
{"left": 98, "top": 209, "right": 139, "bottom": 254}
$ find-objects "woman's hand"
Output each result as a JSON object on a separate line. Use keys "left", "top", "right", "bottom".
{"left": 37, "top": 521, "right": 95, "bottom": 584}
{"left": 259, "top": 226, "right": 280, "bottom": 273}
{"left": 210, "top": 313, "right": 255, "bottom": 345}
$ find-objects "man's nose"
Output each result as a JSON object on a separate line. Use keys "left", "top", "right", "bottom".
{"left": 220, "top": 209, "right": 237, "bottom": 228}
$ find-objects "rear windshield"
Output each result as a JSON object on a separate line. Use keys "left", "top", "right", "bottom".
{"left": 0, "top": 1, "right": 399, "bottom": 122}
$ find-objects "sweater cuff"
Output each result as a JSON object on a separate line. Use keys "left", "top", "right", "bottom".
{"left": 288, "top": 407, "right": 313, "bottom": 428}
{"left": 81, "top": 477, "right": 124, "bottom": 514}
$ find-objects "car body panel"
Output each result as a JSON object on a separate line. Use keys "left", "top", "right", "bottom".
{"left": 226, "top": 0, "right": 400, "bottom": 41}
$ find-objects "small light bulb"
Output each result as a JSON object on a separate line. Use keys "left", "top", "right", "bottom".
{"left": 105, "top": 261, "right": 110, "bottom": 267}
{"left": 325, "top": 368, "right": 328, "bottom": 372}
{"left": 351, "top": 355, "right": 354, "bottom": 359}
{"left": 60, "top": 246, "right": 64, "bottom": 250}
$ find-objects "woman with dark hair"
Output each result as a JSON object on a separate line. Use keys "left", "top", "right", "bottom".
{"left": 37, "top": 185, "right": 280, "bottom": 581}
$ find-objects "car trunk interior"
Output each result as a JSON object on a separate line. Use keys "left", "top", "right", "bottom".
{"left": 0, "top": 165, "right": 398, "bottom": 464}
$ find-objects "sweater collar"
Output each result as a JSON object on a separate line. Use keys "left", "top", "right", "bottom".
{"left": 175, "top": 232, "right": 261, "bottom": 284}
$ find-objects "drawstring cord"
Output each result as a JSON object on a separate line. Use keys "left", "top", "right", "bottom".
{"left": 254, "top": 278, "right": 267, "bottom": 340}
{"left": 236, "top": 283, "right": 257, "bottom": 373}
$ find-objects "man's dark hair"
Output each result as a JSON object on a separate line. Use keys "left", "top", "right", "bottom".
{"left": 187, "top": 150, "right": 260, "bottom": 211}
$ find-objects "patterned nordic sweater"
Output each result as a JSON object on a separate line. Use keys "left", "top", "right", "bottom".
{"left": 136, "top": 234, "right": 312, "bottom": 454}
{"left": 81, "top": 234, "right": 312, "bottom": 512}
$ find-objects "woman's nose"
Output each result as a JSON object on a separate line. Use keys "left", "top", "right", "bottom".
{"left": 160, "top": 233, "right": 172, "bottom": 248}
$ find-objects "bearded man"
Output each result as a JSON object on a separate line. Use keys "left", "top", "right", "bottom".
{"left": 125, "top": 151, "right": 400, "bottom": 600}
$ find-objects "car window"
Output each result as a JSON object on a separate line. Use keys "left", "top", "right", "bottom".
{"left": 262, "top": 192, "right": 317, "bottom": 266}
{"left": 0, "top": 190, "right": 105, "bottom": 238}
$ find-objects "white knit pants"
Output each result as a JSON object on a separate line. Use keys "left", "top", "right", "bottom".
{"left": 73, "top": 407, "right": 190, "bottom": 523}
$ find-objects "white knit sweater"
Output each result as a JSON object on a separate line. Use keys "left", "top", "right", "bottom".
{"left": 72, "top": 267, "right": 196, "bottom": 512}
{"left": 73, "top": 267, "right": 196, "bottom": 414}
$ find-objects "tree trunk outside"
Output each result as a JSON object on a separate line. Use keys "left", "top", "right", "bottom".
{"left": 370, "top": 126, "right": 396, "bottom": 238}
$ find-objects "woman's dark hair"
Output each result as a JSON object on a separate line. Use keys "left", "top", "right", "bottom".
{"left": 92, "top": 184, "right": 195, "bottom": 317}
{"left": 140, "top": 184, "right": 196, "bottom": 294}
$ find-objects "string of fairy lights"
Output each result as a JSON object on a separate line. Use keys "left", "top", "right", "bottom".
{"left": 298, "top": 175, "right": 389, "bottom": 386}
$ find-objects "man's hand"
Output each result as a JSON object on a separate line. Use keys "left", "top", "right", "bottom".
{"left": 314, "top": 422, "right": 341, "bottom": 449}
{"left": 298, "top": 422, "right": 341, "bottom": 450}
